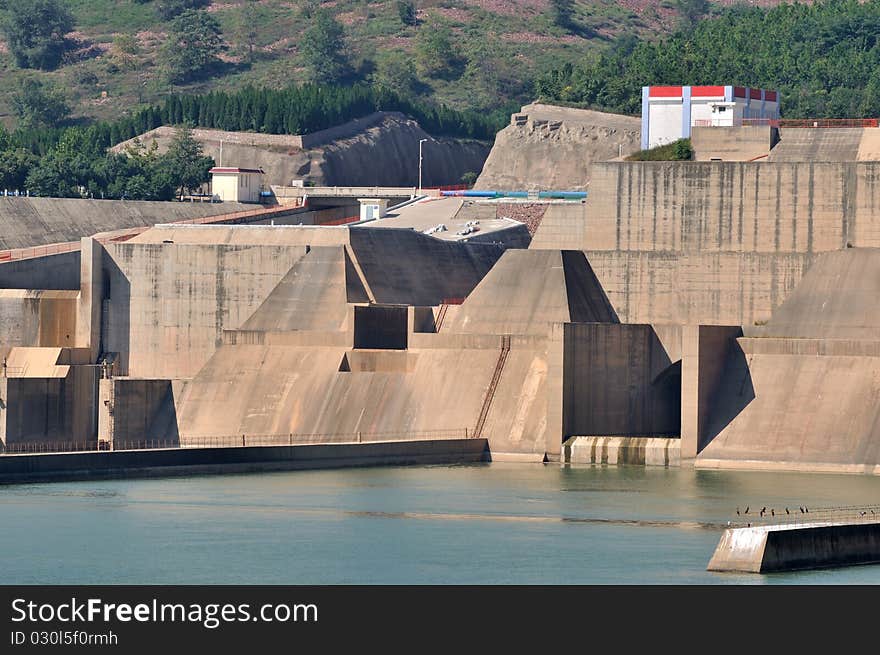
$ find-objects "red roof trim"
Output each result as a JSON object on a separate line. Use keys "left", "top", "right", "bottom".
{"left": 749, "top": 88, "right": 763, "bottom": 100}
{"left": 209, "top": 167, "right": 264, "bottom": 174}
{"left": 692, "top": 85, "right": 725, "bottom": 97}
{"left": 734, "top": 86, "right": 747, "bottom": 98}
{"left": 764, "top": 91, "right": 778, "bottom": 102}
{"left": 648, "top": 86, "right": 683, "bottom": 98}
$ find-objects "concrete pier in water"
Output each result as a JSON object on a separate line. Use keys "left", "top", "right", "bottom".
{"left": 708, "top": 517, "right": 880, "bottom": 573}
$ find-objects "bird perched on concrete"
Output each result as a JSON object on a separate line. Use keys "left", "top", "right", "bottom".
{"left": 799, "top": 506, "right": 805, "bottom": 513}
{"left": 736, "top": 507, "right": 740, "bottom": 516}
{"left": 771, "top": 509, "right": 775, "bottom": 517}
{"left": 785, "top": 508, "right": 790, "bottom": 514}
{"left": 744, "top": 506, "right": 749, "bottom": 514}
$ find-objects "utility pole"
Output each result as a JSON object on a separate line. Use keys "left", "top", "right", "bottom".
{"left": 418, "top": 138, "right": 427, "bottom": 194}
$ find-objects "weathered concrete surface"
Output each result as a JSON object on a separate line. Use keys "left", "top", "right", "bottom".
{"left": 691, "top": 126, "right": 778, "bottom": 162}
{"left": 476, "top": 104, "right": 641, "bottom": 191}
{"left": 0, "top": 439, "right": 489, "bottom": 484}
{"left": 695, "top": 249, "right": 880, "bottom": 472}
{"left": 768, "top": 127, "right": 870, "bottom": 162}
{"left": 563, "top": 436, "right": 681, "bottom": 467}
{"left": 0, "top": 251, "right": 80, "bottom": 290}
{"left": 113, "top": 113, "right": 489, "bottom": 188}
{"left": 445, "top": 250, "right": 617, "bottom": 335}
{"left": 562, "top": 323, "right": 679, "bottom": 438}
{"left": 708, "top": 522, "right": 880, "bottom": 573}
{"left": 753, "top": 248, "right": 880, "bottom": 339}
{"left": 681, "top": 325, "right": 743, "bottom": 459}
{"left": 0, "top": 290, "right": 78, "bottom": 349}
{"left": 0, "top": 197, "right": 251, "bottom": 250}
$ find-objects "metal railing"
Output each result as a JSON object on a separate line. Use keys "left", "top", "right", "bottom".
{"left": 729, "top": 504, "right": 880, "bottom": 528}
{"left": 0, "top": 428, "right": 474, "bottom": 455}
{"left": 742, "top": 118, "right": 880, "bottom": 128}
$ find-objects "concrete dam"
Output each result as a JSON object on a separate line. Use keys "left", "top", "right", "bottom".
{"left": 5, "top": 122, "right": 880, "bottom": 476}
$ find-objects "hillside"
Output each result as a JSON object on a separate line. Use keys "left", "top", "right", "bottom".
{"left": 0, "top": 0, "right": 712, "bottom": 128}
{"left": 476, "top": 103, "right": 640, "bottom": 190}
{"left": 112, "top": 112, "right": 490, "bottom": 186}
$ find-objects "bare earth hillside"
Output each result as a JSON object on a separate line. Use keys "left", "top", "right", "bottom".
{"left": 476, "top": 103, "right": 641, "bottom": 191}
{"left": 114, "top": 113, "right": 490, "bottom": 187}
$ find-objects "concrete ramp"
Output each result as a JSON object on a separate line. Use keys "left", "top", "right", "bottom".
{"left": 3, "top": 347, "right": 68, "bottom": 378}
{"left": 768, "top": 128, "right": 865, "bottom": 162}
{"left": 446, "top": 250, "right": 617, "bottom": 335}
{"left": 756, "top": 248, "right": 880, "bottom": 339}
{"left": 349, "top": 228, "right": 504, "bottom": 305}
{"left": 697, "top": 337, "right": 880, "bottom": 472}
{"left": 240, "top": 247, "right": 356, "bottom": 333}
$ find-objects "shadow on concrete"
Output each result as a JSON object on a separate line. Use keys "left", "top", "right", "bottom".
{"left": 563, "top": 251, "right": 619, "bottom": 324}
{"left": 101, "top": 256, "right": 131, "bottom": 376}
{"left": 701, "top": 340, "right": 755, "bottom": 452}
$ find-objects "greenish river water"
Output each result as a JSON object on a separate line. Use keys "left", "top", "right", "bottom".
{"left": 2, "top": 463, "right": 880, "bottom": 584}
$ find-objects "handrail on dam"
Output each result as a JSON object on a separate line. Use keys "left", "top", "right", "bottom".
{"left": 0, "top": 429, "right": 474, "bottom": 455}
{"left": 729, "top": 504, "right": 880, "bottom": 528}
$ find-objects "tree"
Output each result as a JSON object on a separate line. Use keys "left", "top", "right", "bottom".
{"left": 415, "top": 16, "right": 460, "bottom": 79}
{"left": 156, "top": 0, "right": 209, "bottom": 21}
{"left": 371, "top": 51, "right": 419, "bottom": 95}
{"left": 299, "top": 9, "right": 350, "bottom": 84}
{"left": 1, "top": 0, "right": 74, "bottom": 70}
{"left": 233, "top": 0, "right": 261, "bottom": 64}
{"left": 161, "top": 9, "right": 225, "bottom": 84}
{"left": 549, "top": 0, "right": 575, "bottom": 30}
{"left": 0, "top": 128, "right": 37, "bottom": 191}
{"left": 111, "top": 33, "right": 141, "bottom": 72}
{"left": 396, "top": 0, "right": 417, "bottom": 27}
{"left": 162, "top": 124, "right": 214, "bottom": 197}
{"left": 11, "top": 77, "right": 71, "bottom": 129}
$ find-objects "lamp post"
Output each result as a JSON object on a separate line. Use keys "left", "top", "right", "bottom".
{"left": 418, "top": 138, "right": 427, "bottom": 194}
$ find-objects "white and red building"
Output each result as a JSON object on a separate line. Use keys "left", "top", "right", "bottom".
{"left": 641, "top": 85, "right": 780, "bottom": 150}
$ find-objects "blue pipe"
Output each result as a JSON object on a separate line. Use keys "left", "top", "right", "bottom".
{"left": 440, "top": 190, "right": 587, "bottom": 199}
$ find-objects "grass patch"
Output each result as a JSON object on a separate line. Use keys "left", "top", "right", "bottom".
{"left": 626, "top": 138, "right": 693, "bottom": 161}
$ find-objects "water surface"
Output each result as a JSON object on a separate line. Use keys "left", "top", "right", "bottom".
{"left": 2, "top": 463, "right": 880, "bottom": 584}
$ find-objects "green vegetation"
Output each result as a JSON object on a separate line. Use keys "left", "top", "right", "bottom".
{"left": 160, "top": 9, "right": 225, "bottom": 83}
{"left": 20, "top": 124, "right": 211, "bottom": 199}
{"left": 626, "top": 139, "right": 693, "bottom": 162}
{"left": 396, "top": 0, "right": 417, "bottom": 27}
{"left": 537, "top": 0, "right": 880, "bottom": 118}
{"left": 299, "top": 8, "right": 351, "bottom": 84}
{"left": 11, "top": 77, "right": 71, "bottom": 129}
{"left": 1, "top": 0, "right": 74, "bottom": 70}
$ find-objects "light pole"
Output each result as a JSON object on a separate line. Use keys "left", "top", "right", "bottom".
{"left": 418, "top": 138, "right": 427, "bottom": 194}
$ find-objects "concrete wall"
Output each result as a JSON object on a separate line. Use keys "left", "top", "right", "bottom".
{"left": 0, "top": 438, "right": 490, "bottom": 484}
{"left": 563, "top": 436, "right": 681, "bottom": 467}
{"left": 581, "top": 161, "right": 880, "bottom": 253}
{"left": 0, "top": 366, "right": 98, "bottom": 447}
{"left": 102, "top": 242, "right": 307, "bottom": 378}
{"left": 681, "top": 325, "right": 743, "bottom": 459}
{"left": 99, "top": 378, "right": 181, "bottom": 447}
{"left": 0, "top": 251, "right": 80, "bottom": 290}
{"left": 0, "top": 290, "right": 78, "bottom": 349}
{"left": 562, "top": 323, "right": 679, "bottom": 438}
{"left": 691, "top": 126, "right": 778, "bottom": 161}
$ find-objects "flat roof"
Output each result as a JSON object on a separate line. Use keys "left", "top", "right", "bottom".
{"left": 209, "top": 167, "right": 264, "bottom": 174}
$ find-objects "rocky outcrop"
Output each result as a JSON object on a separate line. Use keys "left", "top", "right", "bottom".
{"left": 113, "top": 113, "right": 490, "bottom": 188}
{"left": 476, "top": 103, "right": 641, "bottom": 191}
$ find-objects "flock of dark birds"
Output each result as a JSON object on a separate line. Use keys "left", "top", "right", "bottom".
{"left": 733, "top": 506, "right": 877, "bottom": 524}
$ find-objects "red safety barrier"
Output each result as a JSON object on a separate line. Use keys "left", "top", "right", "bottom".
{"left": 320, "top": 215, "right": 360, "bottom": 226}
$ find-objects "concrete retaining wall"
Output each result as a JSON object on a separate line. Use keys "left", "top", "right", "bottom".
{"left": 0, "top": 438, "right": 489, "bottom": 484}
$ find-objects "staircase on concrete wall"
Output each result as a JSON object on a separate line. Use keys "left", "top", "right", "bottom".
{"left": 473, "top": 335, "right": 511, "bottom": 438}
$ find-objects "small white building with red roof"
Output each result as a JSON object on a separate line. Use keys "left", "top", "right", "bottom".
{"left": 209, "top": 167, "right": 265, "bottom": 203}
{"left": 641, "top": 85, "right": 780, "bottom": 150}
